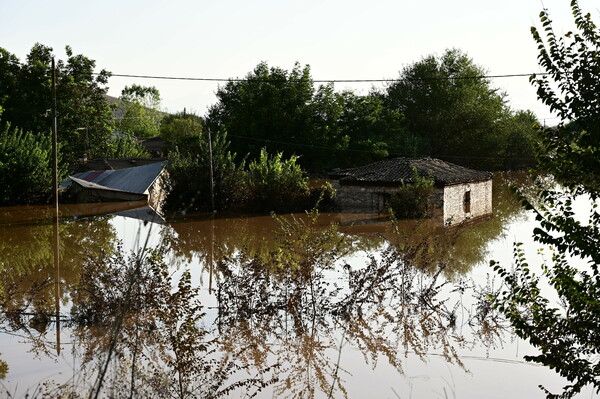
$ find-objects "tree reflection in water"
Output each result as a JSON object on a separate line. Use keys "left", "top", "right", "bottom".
{"left": 0, "top": 173, "right": 534, "bottom": 397}
{"left": 214, "top": 212, "right": 512, "bottom": 398}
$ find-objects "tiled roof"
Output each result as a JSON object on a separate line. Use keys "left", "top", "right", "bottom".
{"left": 329, "top": 157, "right": 493, "bottom": 186}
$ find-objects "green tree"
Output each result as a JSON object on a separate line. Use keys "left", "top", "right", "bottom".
{"left": 384, "top": 49, "right": 530, "bottom": 169}
{"left": 166, "top": 129, "right": 246, "bottom": 212}
{"left": 0, "top": 120, "right": 65, "bottom": 205}
{"left": 492, "top": 2, "right": 600, "bottom": 398}
{"left": 207, "top": 62, "right": 354, "bottom": 172}
{"left": 160, "top": 111, "right": 203, "bottom": 152}
{"left": 0, "top": 44, "right": 114, "bottom": 162}
{"left": 246, "top": 148, "right": 309, "bottom": 212}
{"left": 337, "top": 91, "right": 403, "bottom": 166}
{"left": 497, "top": 109, "right": 539, "bottom": 170}
{"left": 116, "top": 84, "right": 163, "bottom": 138}
{"left": 207, "top": 62, "right": 313, "bottom": 161}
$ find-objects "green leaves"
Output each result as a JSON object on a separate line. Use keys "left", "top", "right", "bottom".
{"left": 493, "top": 3, "right": 600, "bottom": 397}
{"left": 383, "top": 49, "right": 535, "bottom": 169}
{"left": 0, "top": 120, "right": 65, "bottom": 205}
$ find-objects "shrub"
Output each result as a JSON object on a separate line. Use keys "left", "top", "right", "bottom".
{"left": 105, "top": 134, "right": 149, "bottom": 158}
{"left": 246, "top": 148, "right": 309, "bottom": 212}
{"left": 387, "top": 169, "right": 434, "bottom": 219}
{"left": 166, "top": 130, "right": 246, "bottom": 212}
{"left": 0, "top": 120, "right": 65, "bottom": 205}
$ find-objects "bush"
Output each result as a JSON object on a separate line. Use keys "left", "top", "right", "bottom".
{"left": 166, "top": 131, "right": 246, "bottom": 212}
{"left": 0, "top": 120, "right": 65, "bottom": 205}
{"left": 308, "top": 181, "right": 336, "bottom": 211}
{"left": 387, "top": 169, "right": 434, "bottom": 219}
{"left": 246, "top": 148, "right": 309, "bottom": 212}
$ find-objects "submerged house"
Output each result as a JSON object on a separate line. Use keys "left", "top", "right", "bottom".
{"left": 62, "top": 161, "right": 168, "bottom": 213}
{"left": 329, "top": 157, "right": 493, "bottom": 226}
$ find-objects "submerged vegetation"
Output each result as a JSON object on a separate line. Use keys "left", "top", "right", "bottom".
{"left": 0, "top": 41, "right": 538, "bottom": 209}
{"left": 0, "top": 205, "right": 517, "bottom": 397}
{"left": 2, "top": 2, "right": 600, "bottom": 398}
{"left": 387, "top": 168, "right": 435, "bottom": 219}
{"left": 0, "top": 119, "right": 66, "bottom": 205}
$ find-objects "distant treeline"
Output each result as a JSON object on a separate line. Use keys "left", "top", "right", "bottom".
{"left": 0, "top": 44, "right": 539, "bottom": 206}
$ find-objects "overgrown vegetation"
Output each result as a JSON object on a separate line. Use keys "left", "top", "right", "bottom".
{"left": 0, "top": 44, "right": 115, "bottom": 163}
{"left": 115, "top": 84, "right": 164, "bottom": 139}
{"left": 166, "top": 130, "right": 246, "bottom": 212}
{"left": 166, "top": 136, "right": 334, "bottom": 213}
{"left": 206, "top": 54, "right": 538, "bottom": 173}
{"left": 0, "top": 120, "right": 66, "bottom": 205}
{"left": 160, "top": 111, "right": 203, "bottom": 152}
{"left": 492, "top": 2, "right": 600, "bottom": 398}
{"left": 105, "top": 133, "right": 149, "bottom": 158}
{"left": 246, "top": 148, "right": 309, "bottom": 212}
{"left": 387, "top": 168, "right": 435, "bottom": 219}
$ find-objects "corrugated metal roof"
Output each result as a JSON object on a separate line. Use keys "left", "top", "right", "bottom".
{"left": 69, "top": 161, "right": 167, "bottom": 194}
{"left": 330, "top": 157, "right": 492, "bottom": 186}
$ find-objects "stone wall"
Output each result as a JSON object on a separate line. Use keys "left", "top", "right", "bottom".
{"left": 332, "top": 178, "right": 493, "bottom": 225}
{"left": 331, "top": 181, "right": 397, "bottom": 213}
{"left": 442, "top": 179, "right": 492, "bottom": 226}
{"left": 331, "top": 180, "right": 445, "bottom": 215}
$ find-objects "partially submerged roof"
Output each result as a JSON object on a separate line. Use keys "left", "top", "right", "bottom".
{"left": 330, "top": 157, "right": 492, "bottom": 186}
{"left": 67, "top": 161, "right": 167, "bottom": 195}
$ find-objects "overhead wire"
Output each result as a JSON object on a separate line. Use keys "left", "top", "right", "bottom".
{"left": 100, "top": 72, "right": 550, "bottom": 83}
{"left": 103, "top": 68, "right": 553, "bottom": 161}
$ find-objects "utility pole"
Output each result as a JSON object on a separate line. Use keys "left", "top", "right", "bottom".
{"left": 207, "top": 127, "right": 216, "bottom": 294}
{"left": 51, "top": 58, "right": 58, "bottom": 208}
{"left": 51, "top": 57, "right": 61, "bottom": 356}
{"left": 207, "top": 127, "right": 215, "bottom": 212}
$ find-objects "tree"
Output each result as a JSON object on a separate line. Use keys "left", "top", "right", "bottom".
{"left": 115, "top": 84, "right": 163, "bottom": 138}
{"left": 207, "top": 62, "right": 313, "bottom": 162}
{"left": 246, "top": 148, "right": 309, "bottom": 212}
{"left": 206, "top": 62, "right": 353, "bottom": 172}
{"left": 0, "top": 119, "right": 65, "bottom": 205}
{"left": 160, "top": 111, "right": 203, "bottom": 152}
{"left": 0, "top": 44, "right": 115, "bottom": 162}
{"left": 337, "top": 91, "right": 402, "bottom": 167}
{"left": 383, "top": 49, "right": 532, "bottom": 169}
{"left": 492, "top": 2, "right": 600, "bottom": 398}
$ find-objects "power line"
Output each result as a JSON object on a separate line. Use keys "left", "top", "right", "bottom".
{"left": 100, "top": 72, "right": 550, "bottom": 83}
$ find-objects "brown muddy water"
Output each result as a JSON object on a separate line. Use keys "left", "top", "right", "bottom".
{"left": 0, "top": 173, "right": 596, "bottom": 398}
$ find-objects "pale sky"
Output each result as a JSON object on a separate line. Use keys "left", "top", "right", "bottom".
{"left": 1, "top": 0, "right": 598, "bottom": 123}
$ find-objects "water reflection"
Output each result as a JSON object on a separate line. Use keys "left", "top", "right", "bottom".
{"left": 0, "top": 172, "right": 532, "bottom": 397}
{"left": 214, "top": 214, "right": 513, "bottom": 397}
{"left": 163, "top": 172, "right": 528, "bottom": 281}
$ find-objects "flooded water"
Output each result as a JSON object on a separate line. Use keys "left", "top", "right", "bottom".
{"left": 0, "top": 172, "right": 596, "bottom": 398}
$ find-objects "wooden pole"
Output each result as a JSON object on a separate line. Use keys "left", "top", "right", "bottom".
{"left": 51, "top": 57, "right": 61, "bottom": 355}
{"left": 51, "top": 57, "right": 58, "bottom": 208}
{"left": 207, "top": 128, "right": 215, "bottom": 212}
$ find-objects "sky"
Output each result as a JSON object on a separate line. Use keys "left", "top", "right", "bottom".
{"left": 1, "top": 0, "right": 598, "bottom": 123}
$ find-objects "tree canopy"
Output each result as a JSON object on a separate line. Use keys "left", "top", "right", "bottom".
{"left": 115, "top": 84, "right": 163, "bottom": 139}
{"left": 0, "top": 44, "right": 114, "bottom": 162}
{"left": 383, "top": 49, "right": 537, "bottom": 169}
{"left": 206, "top": 62, "right": 393, "bottom": 172}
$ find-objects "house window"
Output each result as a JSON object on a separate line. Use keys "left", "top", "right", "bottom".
{"left": 463, "top": 190, "right": 471, "bottom": 214}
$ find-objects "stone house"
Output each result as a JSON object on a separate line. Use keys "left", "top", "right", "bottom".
{"left": 329, "top": 157, "right": 493, "bottom": 226}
